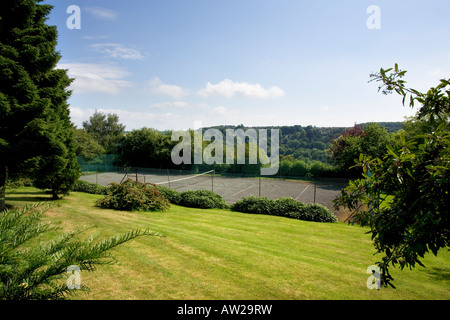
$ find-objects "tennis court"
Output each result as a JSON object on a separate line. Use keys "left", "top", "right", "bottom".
{"left": 80, "top": 169, "right": 349, "bottom": 219}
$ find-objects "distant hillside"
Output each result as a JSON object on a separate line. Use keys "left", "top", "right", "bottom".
{"left": 358, "top": 122, "right": 405, "bottom": 133}
{"left": 205, "top": 122, "right": 404, "bottom": 163}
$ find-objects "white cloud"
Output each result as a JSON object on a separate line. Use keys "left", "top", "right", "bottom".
{"left": 58, "top": 63, "right": 132, "bottom": 94}
{"left": 86, "top": 108, "right": 185, "bottom": 131}
{"left": 85, "top": 7, "right": 118, "bottom": 20}
{"left": 210, "top": 106, "right": 228, "bottom": 116}
{"left": 69, "top": 106, "right": 89, "bottom": 126}
{"left": 148, "top": 77, "right": 189, "bottom": 99}
{"left": 426, "top": 68, "right": 448, "bottom": 79}
{"left": 91, "top": 43, "right": 144, "bottom": 60}
{"left": 197, "top": 79, "right": 285, "bottom": 99}
{"left": 149, "top": 101, "right": 189, "bottom": 109}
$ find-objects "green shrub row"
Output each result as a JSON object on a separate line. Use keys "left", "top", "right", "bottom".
{"left": 230, "top": 196, "right": 337, "bottom": 223}
{"left": 95, "top": 179, "right": 170, "bottom": 212}
{"left": 73, "top": 180, "right": 336, "bottom": 223}
{"left": 72, "top": 179, "right": 109, "bottom": 195}
{"left": 157, "top": 186, "right": 228, "bottom": 209}
{"left": 71, "top": 180, "right": 228, "bottom": 211}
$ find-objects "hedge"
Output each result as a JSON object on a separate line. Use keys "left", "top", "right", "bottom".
{"left": 71, "top": 179, "right": 109, "bottom": 195}
{"left": 178, "top": 190, "right": 229, "bottom": 209}
{"left": 230, "top": 196, "right": 337, "bottom": 223}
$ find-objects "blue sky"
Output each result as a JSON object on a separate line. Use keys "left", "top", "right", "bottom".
{"left": 45, "top": 0, "right": 450, "bottom": 131}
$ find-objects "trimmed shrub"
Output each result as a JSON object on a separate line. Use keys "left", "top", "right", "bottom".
{"left": 72, "top": 179, "right": 109, "bottom": 195}
{"left": 178, "top": 190, "right": 229, "bottom": 209}
{"left": 231, "top": 196, "right": 337, "bottom": 223}
{"left": 96, "top": 179, "right": 170, "bottom": 212}
{"left": 272, "top": 197, "right": 305, "bottom": 218}
{"left": 230, "top": 196, "right": 274, "bottom": 215}
{"left": 156, "top": 185, "right": 181, "bottom": 205}
{"left": 303, "top": 203, "right": 338, "bottom": 223}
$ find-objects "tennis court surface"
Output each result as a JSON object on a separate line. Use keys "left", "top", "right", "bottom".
{"left": 80, "top": 169, "right": 350, "bottom": 220}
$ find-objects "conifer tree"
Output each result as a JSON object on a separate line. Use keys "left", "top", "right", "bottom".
{"left": 0, "top": 0, "right": 80, "bottom": 205}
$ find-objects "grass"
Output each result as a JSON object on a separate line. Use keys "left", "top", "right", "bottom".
{"left": 5, "top": 187, "right": 450, "bottom": 300}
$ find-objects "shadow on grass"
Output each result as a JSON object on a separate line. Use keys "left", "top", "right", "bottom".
{"left": 5, "top": 190, "right": 53, "bottom": 208}
{"left": 428, "top": 267, "right": 450, "bottom": 284}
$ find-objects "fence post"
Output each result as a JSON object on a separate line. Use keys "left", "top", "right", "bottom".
{"left": 167, "top": 169, "right": 171, "bottom": 188}
{"left": 314, "top": 178, "right": 317, "bottom": 204}
{"left": 259, "top": 172, "right": 262, "bottom": 197}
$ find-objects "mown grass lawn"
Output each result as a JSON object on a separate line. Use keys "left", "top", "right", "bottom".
{"left": 5, "top": 187, "right": 450, "bottom": 300}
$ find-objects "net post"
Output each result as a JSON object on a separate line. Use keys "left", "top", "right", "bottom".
{"left": 120, "top": 166, "right": 127, "bottom": 184}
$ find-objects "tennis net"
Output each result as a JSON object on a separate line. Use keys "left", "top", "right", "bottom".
{"left": 153, "top": 170, "right": 215, "bottom": 191}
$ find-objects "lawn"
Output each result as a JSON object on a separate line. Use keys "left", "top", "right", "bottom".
{"left": 5, "top": 187, "right": 450, "bottom": 300}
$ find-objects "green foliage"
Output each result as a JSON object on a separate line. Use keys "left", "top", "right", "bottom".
{"left": 96, "top": 179, "right": 170, "bottom": 212}
{"left": 271, "top": 197, "right": 305, "bottom": 218}
{"left": 5, "top": 177, "right": 34, "bottom": 189}
{"left": 30, "top": 137, "right": 81, "bottom": 200}
{"left": 82, "top": 111, "right": 125, "bottom": 154}
{"left": 328, "top": 123, "right": 392, "bottom": 177}
{"left": 156, "top": 185, "right": 182, "bottom": 205}
{"left": 302, "top": 203, "right": 338, "bottom": 223}
{"left": 114, "top": 127, "right": 175, "bottom": 168}
{"left": 104, "top": 122, "right": 402, "bottom": 179}
{"left": 335, "top": 65, "right": 450, "bottom": 287}
{"left": 178, "top": 190, "right": 229, "bottom": 209}
{"left": 71, "top": 180, "right": 108, "bottom": 195}
{"left": 278, "top": 158, "right": 338, "bottom": 178}
{"left": 0, "top": 0, "right": 80, "bottom": 205}
{"left": 230, "top": 196, "right": 274, "bottom": 215}
{"left": 72, "top": 127, "right": 105, "bottom": 162}
{"left": 0, "top": 203, "right": 161, "bottom": 300}
{"left": 231, "top": 196, "right": 337, "bottom": 223}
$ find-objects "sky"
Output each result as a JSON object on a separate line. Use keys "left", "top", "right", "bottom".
{"left": 44, "top": 0, "right": 450, "bottom": 131}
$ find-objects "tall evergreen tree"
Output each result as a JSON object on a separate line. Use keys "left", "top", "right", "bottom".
{"left": 0, "top": 0, "right": 80, "bottom": 206}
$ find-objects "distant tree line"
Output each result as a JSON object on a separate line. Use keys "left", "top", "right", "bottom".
{"left": 74, "top": 111, "right": 404, "bottom": 179}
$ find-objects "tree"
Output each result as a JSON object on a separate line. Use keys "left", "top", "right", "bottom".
{"left": 334, "top": 64, "right": 449, "bottom": 287}
{"left": 82, "top": 111, "right": 125, "bottom": 154}
{"left": 0, "top": 0, "right": 80, "bottom": 206}
{"left": 328, "top": 123, "right": 391, "bottom": 177}
{"left": 72, "top": 127, "right": 105, "bottom": 162}
{"left": 114, "top": 127, "right": 174, "bottom": 168}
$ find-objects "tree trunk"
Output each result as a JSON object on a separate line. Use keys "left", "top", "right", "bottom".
{"left": 0, "top": 166, "right": 8, "bottom": 211}
{"left": 51, "top": 188, "right": 60, "bottom": 200}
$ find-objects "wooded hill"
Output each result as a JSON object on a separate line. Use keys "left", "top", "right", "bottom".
{"left": 202, "top": 122, "right": 404, "bottom": 163}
